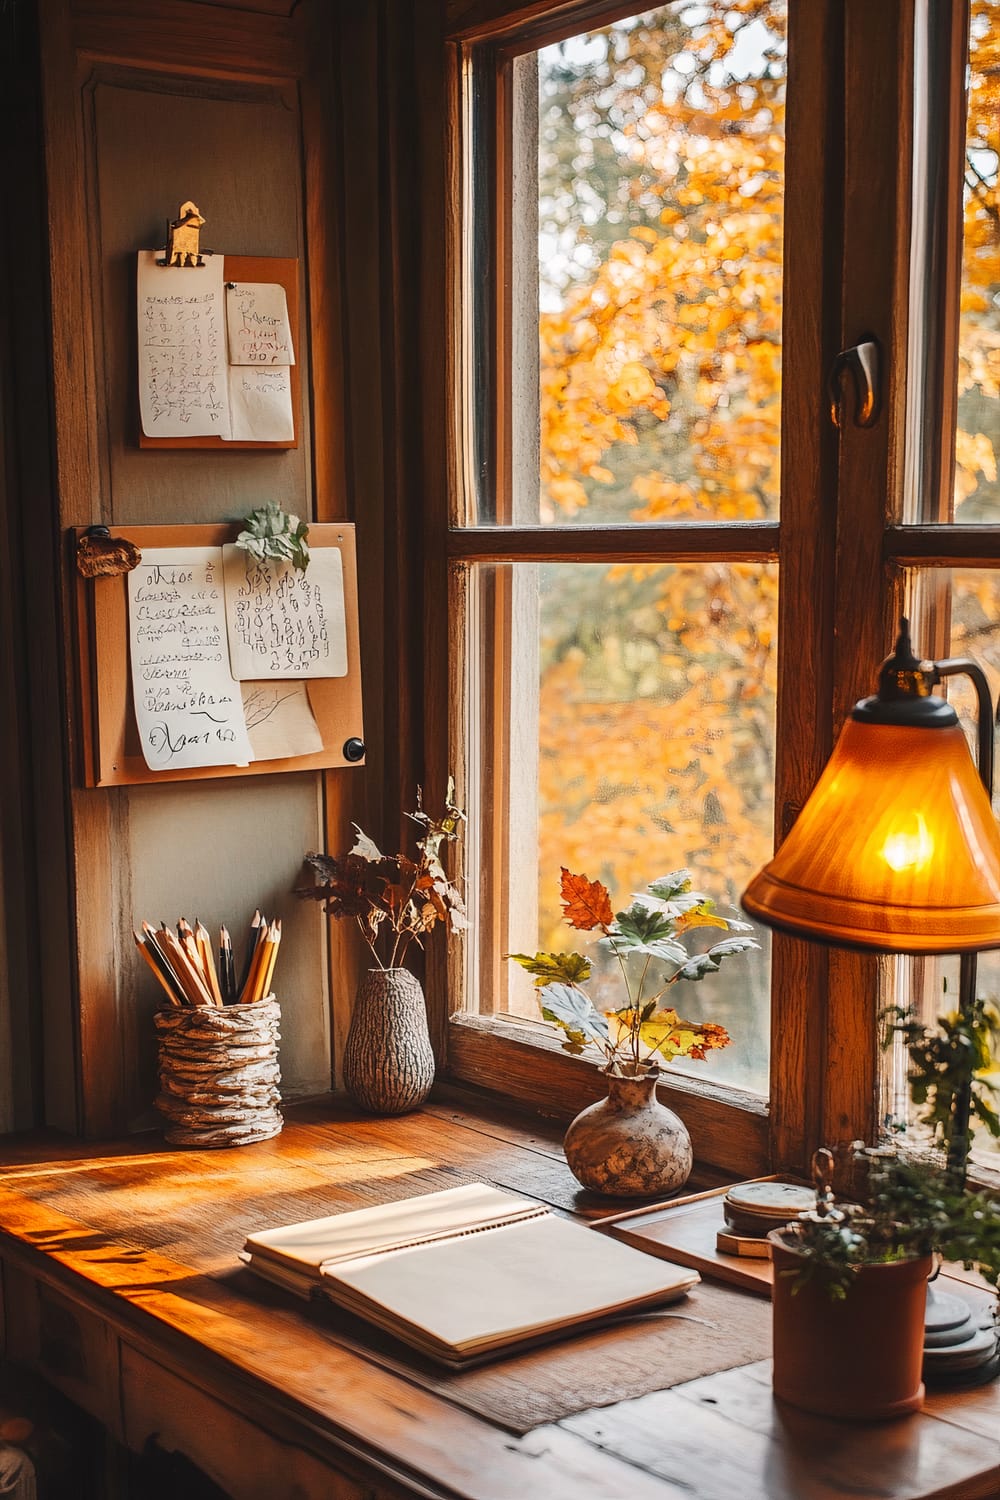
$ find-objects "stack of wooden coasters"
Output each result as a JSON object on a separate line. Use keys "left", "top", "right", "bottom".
{"left": 717, "top": 1180, "right": 816, "bottom": 1257}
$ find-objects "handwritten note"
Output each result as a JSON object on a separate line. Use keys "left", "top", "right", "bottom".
{"left": 229, "top": 367, "right": 294, "bottom": 442}
{"left": 222, "top": 545, "right": 348, "bottom": 680}
{"left": 226, "top": 283, "right": 295, "bottom": 365}
{"left": 137, "top": 252, "right": 231, "bottom": 438}
{"left": 128, "top": 548, "right": 254, "bottom": 771}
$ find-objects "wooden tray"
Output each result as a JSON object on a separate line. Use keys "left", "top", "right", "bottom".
{"left": 593, "top": 1180, "right": 781, "bottom": 1297}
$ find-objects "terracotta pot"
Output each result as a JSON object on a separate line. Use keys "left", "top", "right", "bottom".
{"left": 769, "top": 1233, "right": 932, "bottom": 1421}
{"left": 342, "top": 967, "right": 435, "bottom": 1115}
{"left": 562, "top": 1069, "right": 693, "bottom": 1197}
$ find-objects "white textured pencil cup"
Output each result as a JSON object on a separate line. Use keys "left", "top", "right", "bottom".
{"left": 154, "top": 997, "right": 282, "bottom": 1146}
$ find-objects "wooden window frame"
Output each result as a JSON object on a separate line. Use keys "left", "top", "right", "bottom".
{"left": 429, "top": 0, "right": 993, "bottom": 1180}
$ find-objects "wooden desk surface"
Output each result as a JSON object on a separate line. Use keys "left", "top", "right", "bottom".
{"left": 0, "top": 1097, "right": 997, "bottom": 1500}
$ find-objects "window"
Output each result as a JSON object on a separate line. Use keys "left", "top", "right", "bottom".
{"left": 439, "top": 0, "right": 997, "bottom": 1177}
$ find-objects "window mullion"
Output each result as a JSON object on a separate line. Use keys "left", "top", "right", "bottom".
{"left": 822, "top": 0, "right": 917, "bottom": 1154}
{"left": 765, "top": 0, "right": 844, "bottom": 1174}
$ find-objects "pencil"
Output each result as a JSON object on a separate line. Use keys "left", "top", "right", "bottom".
{"left": 240, "top": 928, "right": 267, "bottom": 1006}
{"left": 260, "top": 919, "right": 281, "bottom": 1001}
{"left": 159, "top": 925, "right": 215, "bottom": 1007}
{"left": 197, "top": 920, "right": 224, "bottom": 1007}
{"left": 178, "top": 919, "right": 204, "bottom": 979}
{"left": 250, "top": 922, "right": 277, "bottom": 1004}
{"left": 236, "top": 910, "right": 262, "bottom": 1000}
{"left": 134, "top": 929, "right": 183, "bottom": 1006}
{"left": 141, "top": 921, "right": 187, "bottom": 1005}
{"left": 219, "top": 926, "right": 235, "bottom": 1004}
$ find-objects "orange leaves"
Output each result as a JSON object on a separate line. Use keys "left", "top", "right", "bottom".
{"left": 607, "top": 362, "right": 660, "bottom": 412}
{"left": 559, "top": 868, "right": 613, "bottom": 931}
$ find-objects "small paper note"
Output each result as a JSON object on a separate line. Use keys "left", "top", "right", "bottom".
{"left": 228, "top": 367, "right": 294, "bottom": 442}
{"left": 137, "top": 252, "right": 231, "bottom": 438}
{"left": 222, "top": 545, "right": 348, "bottom": 680}
{"left": 226, "top": 283, "right": 295, "bottom": 366}
{"left": 242, "top": 683, "right": 323, "bottom": 761}
{"left": 128, "top": 548, "right": 254, "bottom": 770}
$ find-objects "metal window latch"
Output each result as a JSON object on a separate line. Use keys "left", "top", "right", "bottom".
{"left": 827, "top": 339, "right": 880, "bottom": 429}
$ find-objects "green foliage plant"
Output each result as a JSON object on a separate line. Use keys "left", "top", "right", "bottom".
{"left": 235, "top": 502, "right": 310, "bottom": 572}
{"left": 508, "top": 867, "right": 758, "bottom": 1077}
{"left": 778, "top": 999, "right": 1000, "bottom": 1301}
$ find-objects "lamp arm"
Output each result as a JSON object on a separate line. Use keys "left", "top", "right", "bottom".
{"left": 926, "top": 656, "right": 995, "bottom": 1185}
{"left": 929, "top": 654, "right": 995, "bottom": 804}
{"left": 930, "top": 657, "right": 994, "bottom": 801}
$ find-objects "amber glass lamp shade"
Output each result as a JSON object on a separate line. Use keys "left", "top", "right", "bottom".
{"left": 742, "top": 717, "right": 1000, "bottom": 954}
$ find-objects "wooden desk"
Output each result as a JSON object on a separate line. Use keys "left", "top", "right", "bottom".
{"left": 0, "top": 1098, "right": 997, "bottom": 1500}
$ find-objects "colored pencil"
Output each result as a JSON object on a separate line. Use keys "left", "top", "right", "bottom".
{"left": 236, "top": 910, "right": 262, "bottom": 1000}
{"left": 134, "top": 929, "right": 183, "bottom": 1006}
{"left": 196, "top": 920, "right": 224, "bottom": 1006}
{"left": 136, "top": 908, "right": 281, "bottom": 1009}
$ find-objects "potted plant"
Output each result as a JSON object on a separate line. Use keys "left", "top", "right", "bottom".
{"left": 298, "top": 783, "right": 466, "bottom": 1114}
{"left": 508, "top": 867, "right": 758, "bottom": 1196}
{"left": 769, "top": 998, "right": 1000, "bottom": 1421}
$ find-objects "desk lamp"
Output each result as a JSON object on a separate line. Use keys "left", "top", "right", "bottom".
{"left": 742, "top": 618, "right": 1000, "bottom": 1382}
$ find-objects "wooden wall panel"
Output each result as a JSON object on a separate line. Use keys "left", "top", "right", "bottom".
{"left": 38, "top": 0, "right": 345, "bottom": 1132}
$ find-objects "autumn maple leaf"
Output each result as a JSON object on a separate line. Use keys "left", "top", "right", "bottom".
{"left": 560, "top": 868, "right": 613, "bottom": 931}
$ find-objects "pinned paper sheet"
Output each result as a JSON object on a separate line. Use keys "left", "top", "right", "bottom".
{"left": 226, "top": 282, "right": 295, "bottom": 366}
{"left": 222, "top": 546, "right": 348, "bottom": 680}
{"left": 242, "top": 683, "right": 323, "bottom": 761}
{"left": 128, "top": 548, "right": 254, "bottom": 770}
{"left": 229, "top": 367, "right": 294, "bottom": 442}
{"left": 137, "top": 253, "right": 231, "bottom": 438}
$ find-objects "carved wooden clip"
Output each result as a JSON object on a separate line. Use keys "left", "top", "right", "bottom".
{"left": 76, "top": 526, "right": 141, "bottom": 579}
{"left": 157, "top": 200, "right": 208, "bottom": 268}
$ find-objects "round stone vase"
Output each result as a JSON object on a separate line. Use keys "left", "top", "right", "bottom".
{"left": 562, "top": 1068, "right": 693, "bottom": 1197}
{"left": 342, "top": 967, "right": 435, "bottom": 1115}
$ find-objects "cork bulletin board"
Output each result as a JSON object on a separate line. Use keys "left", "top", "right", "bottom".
{"left": 74, "top": 522, "right": 364, "bottom": 787}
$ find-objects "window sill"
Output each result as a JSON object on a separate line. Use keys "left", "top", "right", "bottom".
{"left": 444, "top": 1012, "right": 770, "bottom": 1178}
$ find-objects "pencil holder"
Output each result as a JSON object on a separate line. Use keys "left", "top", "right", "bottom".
{"left": 154, "top": 998, "right": 282, "bottom": 1147}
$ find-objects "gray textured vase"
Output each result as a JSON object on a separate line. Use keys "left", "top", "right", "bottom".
{"left": 562, "top": 1069, "right": 693, "bottom": 1197}
{"left": 342, "top": 967, "right": 435, "bottom": 1115}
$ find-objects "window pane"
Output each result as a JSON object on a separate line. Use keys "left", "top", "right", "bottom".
{"left": 482, "top": 2, "right": 787, "bottom": 526}
{"left": 469, "top": 559, "right": 776, "bottom": 1095}
{"left": 954, "top": 4, "right": 1000, "bottom": 522}
{"left": 889, "top": 569, "right": 1000, "bottom": 1175}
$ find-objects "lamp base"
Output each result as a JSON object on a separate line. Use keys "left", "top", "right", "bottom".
{"left": 922, "top": 1283, "right": 999, "bottom": 1387}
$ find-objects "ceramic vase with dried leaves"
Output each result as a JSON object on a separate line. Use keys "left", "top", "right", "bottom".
{"left": 342, "top": 967, "right": 435, "bottom": 1115}
{"left": 562, "top": 1066, "right": 693, "bottom": 1197}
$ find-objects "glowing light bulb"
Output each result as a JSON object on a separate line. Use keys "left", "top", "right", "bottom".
{"left": 881, "top": 814, "right": 934, "bottom": 874}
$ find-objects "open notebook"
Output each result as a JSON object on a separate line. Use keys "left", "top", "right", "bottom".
{"left": 241, "top": 1182, "right": 699, "bottom": 1367}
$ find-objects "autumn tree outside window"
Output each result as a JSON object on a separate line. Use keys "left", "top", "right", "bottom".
{"left": 440, "top": 0, "right": 1000, "bottom": 1181}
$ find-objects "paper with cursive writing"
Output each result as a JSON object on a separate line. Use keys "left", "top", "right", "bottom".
{"left": 222, "top": 546, "right": 348, "bottom": 680}
{"left": 226, "top": 282, "right": 295, "bottom": 366}
{"left": 128, "top": 548, "right": 254, "bottom": 770}
{"left": 137, "top": 253, "right": 231, "bottom": 438}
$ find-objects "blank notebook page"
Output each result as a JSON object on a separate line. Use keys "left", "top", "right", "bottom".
{"left": 327, "top": 1211, "right": 698, "bottom": 1351}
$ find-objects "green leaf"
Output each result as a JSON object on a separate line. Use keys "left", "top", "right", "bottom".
{"left": 507, "top": 951, "right": 592, "bottom": 986}
{"left": 235, "top": 502, "right": 311, "bottom": 572}
{"left": 646, "top": 870, "right": 694, "bottom": 901}
{"left": 674, "top": 935, "right": 760, "bottom": 981}
{"left": 599, "top": 902, "right": 688, "bottom": 963}
{"left": 538, "top": 982, "right": 609, "bottom": 1049}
